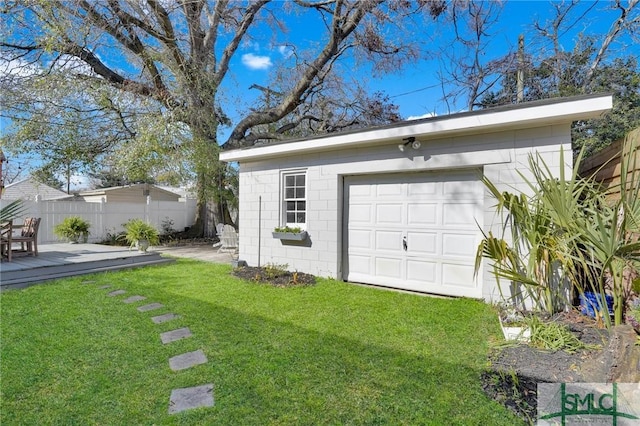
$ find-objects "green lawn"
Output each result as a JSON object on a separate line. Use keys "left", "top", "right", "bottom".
{"left": 1, "top": 260, "right": 522, "bottom": 425}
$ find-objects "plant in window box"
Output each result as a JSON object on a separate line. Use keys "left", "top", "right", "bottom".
{"left": 272, "top": 226, "right": 308, "bottom": 241}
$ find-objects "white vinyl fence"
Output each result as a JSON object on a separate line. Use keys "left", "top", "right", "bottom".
{"left": 1, "top": 197, "right": 197, "bottom": 244}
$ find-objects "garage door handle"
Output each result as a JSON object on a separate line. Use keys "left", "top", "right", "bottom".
{"left": 402, "top": 236, "right": 407, "bottom": 251}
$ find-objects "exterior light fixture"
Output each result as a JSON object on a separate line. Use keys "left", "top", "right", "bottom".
{"left": 398, "top": 137, "right": 421, "bottom": 152}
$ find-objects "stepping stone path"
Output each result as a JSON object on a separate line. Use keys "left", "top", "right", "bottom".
{"left": 123, "top": 295, "right": 146, "bottom": 304}
{"left": 168, "top": 384, "right": 214, "bottom": 414}
{"left": 101, "top": 285, "right": 213, "bottom": 414}
{"left": 160, "top": 327, "right": 192, "bottom": 344}
{"left": 81, "top": 280, "right": 96, "bottom": 285}
{"left": 137, "top": 303, "right": 164, "bottom": 312}
{"left": 151, "top": 313, "right": 180, "bottom": 324}
{"left": 169, "top": 349, "right": 207, "bottom": 371}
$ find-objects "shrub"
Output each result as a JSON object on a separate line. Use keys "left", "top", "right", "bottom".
{"left": 53, "top": 216, "right": 90, "bottom": 242}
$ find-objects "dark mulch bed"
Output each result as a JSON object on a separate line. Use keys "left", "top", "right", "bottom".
{"left": 482, "top": 310, "right": 610, "bottom": 423}
{"left": 232, "top": 266, "right": 316, "bottom": 287}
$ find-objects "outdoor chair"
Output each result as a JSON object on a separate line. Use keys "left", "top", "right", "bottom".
{"left": 12, "top": 217, "right": 40, "bottom": 257}
{"left": 0, "top": 220, "right": 12, "bottom": 262}
{"left": 218, "top": 224, "right": 238, "bottom": 253}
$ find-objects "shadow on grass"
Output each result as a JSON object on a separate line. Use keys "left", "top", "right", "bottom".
{"left": 1, "top": 262, "right": 523, "bottom": 425}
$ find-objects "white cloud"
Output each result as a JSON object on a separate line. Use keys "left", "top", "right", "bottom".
{"left": 0, "top": 56, "right": 39, "bottom": 77}
{"left": 277, "top": 45, "right": 293, "bottom": 58}
{"left": 241, "top": 53, "right": 272, "bottom": 70}
{"left": 407, "top": 112, "right": 437, "bottom": 120}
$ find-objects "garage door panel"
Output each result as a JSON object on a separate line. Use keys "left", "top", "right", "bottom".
{"left": 442, "top": 203, "right": 478, "bottom": 226}
{"left": 407, "top": 181, "right": 438, "bottom": 196}
{"left": 375, "top": 257, "right": 402, "bottom": 278}
{"left": 442, "top": 234, "right": 478, "bottom": 257}
{"left": 377, "top": 203, "right": 403, "bottom": 224}
{"left": 349, "top": 229, "right": 373, "bottom": 249}
{"left": 348, "top": 255, "right": 371, "bottom": 275}
{"left": 407, "top": 231, "right": 437, "bottom": 255}
{"left": 345, "top": 170, "right": 483, "bottom": 298}
{"left": 407, "top": 203, "right": 438, "bottom": 225}
{"left": 375, "top": 230, "right": 402, "bottom": 250}
{"left": 443, "top": 178, "right": 483, "bottom": 198}
{"left": 407, "top": 260, "right": 437, "bottom": 282}
{"left": 349, "top": 184, "right": 372, "bottom": 198}
{"left": 349, "top": 204, "right": 373, "bottom": 224}
{"left": 377, "top": 183, "right": 403, "bottom": 197}
{"left": 442, "top": 263, "right": 476, "bottom": 288}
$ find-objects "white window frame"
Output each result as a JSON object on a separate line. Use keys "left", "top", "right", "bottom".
{"left": 281, "top": 170, "right": 307, "bottom": 229}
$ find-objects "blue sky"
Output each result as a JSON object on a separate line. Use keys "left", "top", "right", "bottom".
{"left": 221, "top": 0, "right": 638, "bottom": 123}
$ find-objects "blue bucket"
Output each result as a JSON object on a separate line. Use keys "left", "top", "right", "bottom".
{"left": 579, "top": 292, "right": 614, "bottom": 318}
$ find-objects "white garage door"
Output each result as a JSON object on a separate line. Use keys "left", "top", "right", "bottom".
{"left": 343, "top": 170, "right": 484, "bottom": 297}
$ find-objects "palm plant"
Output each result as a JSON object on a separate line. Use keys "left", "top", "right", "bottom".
{"left": 0, "top": 199, "right": 26, "bottom": 222}
{"left": 475, "top": 171, "right": 573, "bottom": 314}
{"left": 476, "top": 143, "right": 640, "bottom": 326}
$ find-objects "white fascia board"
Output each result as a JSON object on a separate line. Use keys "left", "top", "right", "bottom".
{"left": 220, "top": 94, "right": 612, "bottom": 163}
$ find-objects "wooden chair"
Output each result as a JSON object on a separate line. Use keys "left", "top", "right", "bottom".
{"left": 0, "top": 220, "right": 12, "bottom": 262}
{"left": 12, "top": 217, "right": 40, "bottom": 257}
{"left": 218, "top": 224, "right": 238, "bottom": 253}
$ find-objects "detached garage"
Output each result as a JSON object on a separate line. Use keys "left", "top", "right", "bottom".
{"left": 220, "top": 94, "right": 612, "bottom": 301}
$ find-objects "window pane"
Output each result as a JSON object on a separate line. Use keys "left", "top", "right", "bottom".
{"left": 296, "top": 212, "right": 306, "bottom": 223}
{"left": 295, "top": 175, "right": 305, "bottom": 186}
{"left": 287, "top": 212, "right": 295, "bottom": 223}
{"left": 297, "top": 201, "right": 306, "bottom": 210}
{"left": 285, "top": 188, "right": 294, "bottom": 198}
{"left": 286, "top": 201, "right": 295, "bottom": 211}
{"left": 286, "top": 175, "right": 295, "bottom": 186}
{"left": 295, "top": 188, "right": 305, "bottom": 198}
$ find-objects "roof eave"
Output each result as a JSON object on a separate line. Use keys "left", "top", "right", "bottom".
{"left": 220, "top": 94, "right": 612, "bottom": 163}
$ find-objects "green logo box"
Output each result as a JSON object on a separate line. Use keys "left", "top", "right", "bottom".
{"left": 538, "top": 383, "right": 640, "bottom": 425}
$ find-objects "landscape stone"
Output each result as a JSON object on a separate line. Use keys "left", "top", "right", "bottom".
{"left": 123, "top": 295, "right": 146, "bottom": 304}
{"left": 160, "top": 327, "right": 192, "bottom": 344}
{"left": 151, "top": 313, "right": 180, "bottom": 324}
{"left": 169, "top": 350, "right": 208, "bottom": 371}
{"left": 81, "top": 280, "right": 96, "bottom": 284}
{"left": 107, "top": 289, "right": 126, "bottom": 296}
{"left": 98, "top": 285, "right": 112, "bottom": 289}
{"left": 168, "top": 384, "right": 214, "bottom": 414}
{"left": 137, "top": 303, "right": 164, "bottom": 312}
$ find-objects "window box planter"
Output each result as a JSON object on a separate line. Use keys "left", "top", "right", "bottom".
{"left": 272, "top": 231, "right": 308, "bottom": 241}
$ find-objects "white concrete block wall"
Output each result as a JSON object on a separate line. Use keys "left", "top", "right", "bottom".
{"left": 235, "top": 124, "right": 574, "bottom": 301}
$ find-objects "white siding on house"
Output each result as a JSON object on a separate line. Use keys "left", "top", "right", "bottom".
{"left": 235, "top": 124, "right": 573, "bottom": 300}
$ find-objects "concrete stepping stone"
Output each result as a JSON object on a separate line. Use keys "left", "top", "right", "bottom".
{"left": 169, "top": 350, "right": 207, "bottom": 371}
{"left": 137, "top": 303, "right": 164, "bottom": 312}
{"left": 98, "top": 285, "right": 112, "bottom": 289}
{"left": 81, "top": 280, "right": 96, "bottom": 284}
{"left": 151, "top": 313, "right": 180, "bottom": 324}
{"left": 168, "top": 384, "right": 214, "bottom": 414}
{"left": 107, "top": 289, "right": 126, "bottom": 296}
{"left": 160, "top": 327, "right": 192, "bottom": 344}
{"left": 123, "top": 295, "right": 146, "bottom": 304}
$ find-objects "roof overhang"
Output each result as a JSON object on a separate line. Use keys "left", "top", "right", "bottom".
{"left": 220, "top": 94, "right": 613, "bottom": 163}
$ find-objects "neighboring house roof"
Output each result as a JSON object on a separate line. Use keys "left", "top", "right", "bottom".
{"left": 156, "top": 185, "right": 195, "bottom": 199}
{"left": 3, "top": 177, "right": 68, "bottom": 200}
{"left": 220, "top": 93, "right": 612, "bottom": 163}
{"left": 74, "top": 183, "right": 181, "bottom": 201}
